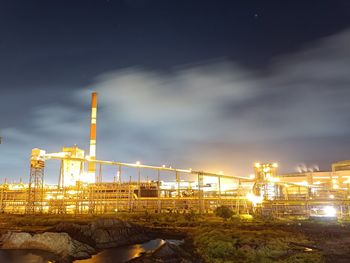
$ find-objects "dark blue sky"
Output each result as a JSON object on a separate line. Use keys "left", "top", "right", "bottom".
{"left": 1, "top": 0, "right": 350, "bottom": 182}
{"left": 1, "top": 0, "right": 350, "bottom": 84}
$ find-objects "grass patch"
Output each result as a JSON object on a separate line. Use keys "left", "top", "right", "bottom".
{"left": 191, "top": 225, "right": 324, "bottom": 263}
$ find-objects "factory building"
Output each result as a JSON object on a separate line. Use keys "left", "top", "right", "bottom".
{"left": 2, "top": 91, "right": 350, "bottom": 218}
{"left": 279, "top": 160, "right": 350, "bottom": 191}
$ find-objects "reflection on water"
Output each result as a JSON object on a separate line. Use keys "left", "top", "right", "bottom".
{"left": 0, "top": 239, "right": 165, "bottom": 263}
{"left": 0, "top": 249, "right": 58, "bottom": 263}
{"left": 74, "top": 239, "right": 165, "bottom": 263}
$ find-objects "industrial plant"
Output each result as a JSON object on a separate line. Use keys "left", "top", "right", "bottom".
{"left": 1, "top": 92, "right": 350, "bottom": 219}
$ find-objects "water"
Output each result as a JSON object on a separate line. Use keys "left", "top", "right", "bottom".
{"left": 74, "top": 239, "right": 165, "bottom": 263}
{"left": 0, "top": 249, "right": 59, "bottom": 263}
{"left": 0, "top": 239, "right": 165, "bottom": 263}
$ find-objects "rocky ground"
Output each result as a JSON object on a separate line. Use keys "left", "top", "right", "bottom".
{"left": 0, "top": 231, "right": 95, "bottom": 260}
{"left": 0, "top": 214, "right": 350, "bottom": 263}
{"left": 0, "top": 217, "right": 155, "bottom": 262}
{"left": 130, "top": 240, "right": 196, "bottom": 263}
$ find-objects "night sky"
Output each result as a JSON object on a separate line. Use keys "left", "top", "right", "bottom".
{"left": 1, "top": 0, "right": 350, "bottom": 182}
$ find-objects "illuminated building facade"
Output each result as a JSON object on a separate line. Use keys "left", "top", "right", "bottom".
{"left": 61, "top": 146, "right": 86, "bottom": 187}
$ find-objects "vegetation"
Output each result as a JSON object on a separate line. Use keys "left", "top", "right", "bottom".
{"left": 113, "top": 211, "right": 325, "bottom": 262}
{"left": 192, "top": 225, "right": 324, "bottom": 263}
{"left": 0, "top": 212, "right": 336, "bottom": 263}
{"left": 0, "top": 214, "right": 92, "bottom": 231}
{"left": 214, "top": 206, "right": 234, "bottom": 220}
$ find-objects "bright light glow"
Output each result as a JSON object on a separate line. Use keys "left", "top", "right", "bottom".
{"left": 329, "top": 194, "right": 335, "bottom": 199}
{"left": 218, "top": 171, "right": 224, "bottom": 175}
{"left": 84, "top": 172, "right": 95, "bottom": 184}
{"left": 272, "top": 163, "right": 278, "bottom": 168}
{"left": 45, "top": 195, "right": 53, "bottom": 200}
{"left": 136, "top": 161, "right": 141, "bottom": 166}
{"left": 240, "top": 214, "right": 253, "bottom": 221}
{"left": 246, "top": 193, "right": 263, "bottom": 205}
{"left": 249, "top": 174, "right": 255, "bottom": 179}
{"left": 219, "top": 183, "right": 237, "bottom": 192}
{"left": 8, "top": 184, "right": 26, "bottom": 190}
{"left": 311, "top": 206, "right": 337, "bottom": 218}
{"left": 89, "top": 145, "right": 96, "bottom": 157}
{"left": 296, "top": 181, "right": 308, "bottom": 186}
{"left": 263, "top": 167, "right": 270, "bottom": 173}
{"left": 254, "top": 163, "right": 261, "bottom": 168}
{"left": 323, "top": 206, "right": 336, "bottom": 217}
{"left": 267, "top": 176, "right": 280, "bottom": 183}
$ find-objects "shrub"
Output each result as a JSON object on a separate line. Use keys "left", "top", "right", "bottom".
{"left": 184, "top": 209, "right": 197, "bottom": 222}
{"left": 215, "top": 206, "right": 233, "bottom": 220}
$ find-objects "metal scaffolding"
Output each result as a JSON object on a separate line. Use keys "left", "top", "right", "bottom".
{"left": 26, "top": 158, "right": 45, "bottom": 214}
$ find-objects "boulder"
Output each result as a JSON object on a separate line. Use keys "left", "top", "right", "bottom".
{"left": 55, "top": 218, "right": 149, "bottom": 249}
{"left": 0, "top": 231, "right": 95, "bottom": 259}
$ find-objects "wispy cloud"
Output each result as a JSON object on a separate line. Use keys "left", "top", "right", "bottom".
{"left": 2, "top": 29, "right": 350, "bottom": 181}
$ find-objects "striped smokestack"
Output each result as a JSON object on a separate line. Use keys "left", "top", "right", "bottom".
{"left": 88, "top": 92, "right": 98, "bottom": 180}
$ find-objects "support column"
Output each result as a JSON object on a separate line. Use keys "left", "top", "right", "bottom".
{"left": 26, "top": 157, "right": 45, "bottom": 214}
{"left": 198, "top": 172, "right": 204, "bottom": 214}
{"left": 128, "top": 176, "right": 132, "bottom": 212}
{"left": 137, "top": 167, "right": 141, "bottom": 198}
{"left": 218, "top": 176, "right": 221, "bottom": 205}
{"left": 157, "top": 169, "right": 161, "bottom": 213}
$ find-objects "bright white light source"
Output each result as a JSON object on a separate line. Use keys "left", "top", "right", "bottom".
{"left": 296, "top": 181, "right": 308, "bottom": 186}
{"left": 268, "top": 177, "right": 280, "bottom": 182}
{"left": 263, "top": 167, "right": 270, "bottom": 173}
{"left": 84, "top": 172, "right": 95, "bottom": 184}
{"left": 246, "top": 193, "right": 263, "bottom": 205}
{"left": 329, "top": 194, "right": 335, "bottom": 199}
{"left": 323, "top": 206, "right": 336, "bottom": 217}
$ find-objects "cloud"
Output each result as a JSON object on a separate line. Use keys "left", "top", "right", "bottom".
{"left": 2, "top": 29, "right": 350, "bottom": 181}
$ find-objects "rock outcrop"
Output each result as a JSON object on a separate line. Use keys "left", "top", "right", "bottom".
{"left": 54, "top": 218, "right": 149, "bottom": 249}
{"left": 130, "top": 240, "right": 194, "bottom": 263}
{"left": 0, "top": 218, "right": 152, "bottom": 262}
{"left": 0, "top": 231, "right": 95, "bottom": 259}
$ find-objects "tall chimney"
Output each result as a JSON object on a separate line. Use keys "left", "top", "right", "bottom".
{"left": 88, "top": 92, "right": 98, "bottom": 180}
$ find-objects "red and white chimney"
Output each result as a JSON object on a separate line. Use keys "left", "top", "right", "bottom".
{"left": 88, "top": 92, "right": 98, "bottom": 180}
